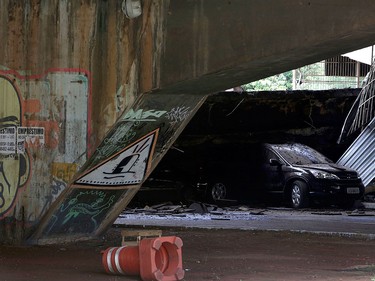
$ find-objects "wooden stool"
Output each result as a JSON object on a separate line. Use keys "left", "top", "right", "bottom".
{"left": 121, "top": 229, "right": 162, "bottom": 246}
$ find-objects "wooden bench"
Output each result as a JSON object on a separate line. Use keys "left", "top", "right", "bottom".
{"left": 121, "top": 229, "right": 162, "bottom": 246}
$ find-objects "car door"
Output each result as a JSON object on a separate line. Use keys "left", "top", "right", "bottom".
{"left": 261, "top": 147, "right": 286, "bottom": 193}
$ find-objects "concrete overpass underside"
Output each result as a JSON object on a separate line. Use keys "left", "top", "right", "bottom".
{"left": 1, "top": 0, "right": 375, "bottom": 244}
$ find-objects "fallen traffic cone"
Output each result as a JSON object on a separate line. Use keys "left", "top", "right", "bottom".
{"left": 102, "top": 236, "right": 184, "bottom": 281}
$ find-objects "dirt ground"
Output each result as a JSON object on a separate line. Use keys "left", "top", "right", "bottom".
{"left": 1, "top": 227, "right": 375, "bottom": 281}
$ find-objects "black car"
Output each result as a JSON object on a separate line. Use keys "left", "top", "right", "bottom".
{"left": 195, "top": 143, "right": 365, "bottom": 208}
{"left": 261, "top": 143, "right": 365, "bottom": 208}
{"left": 195, "top": 145, "right": 263, "bottom": 204}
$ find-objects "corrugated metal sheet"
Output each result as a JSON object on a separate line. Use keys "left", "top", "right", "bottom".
{"left": 337, "top": 118, "right": 375, "bottom": 187}
{"left": 338, "top": 60, "right": 375, "bottom": 143}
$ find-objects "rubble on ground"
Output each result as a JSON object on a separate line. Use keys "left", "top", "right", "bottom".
{"left": 120, "top": 200, "right": 375, "bottom": 220}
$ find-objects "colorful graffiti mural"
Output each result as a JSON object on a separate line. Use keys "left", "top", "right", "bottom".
{"left": 0, "top": 68, "right": 90, "bottom": 223}
{"left": 44, "top": 189, "right": 124, "bottom": 235}
{"left": 0, "top": 76, "right": 31, "bottom": 218}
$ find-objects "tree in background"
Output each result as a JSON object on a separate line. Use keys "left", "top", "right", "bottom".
{"left": 243, "top": 59, "right": 366, "bottom": 92}
{"left": 242, "top": 71, "right": 293, "bottom": 91}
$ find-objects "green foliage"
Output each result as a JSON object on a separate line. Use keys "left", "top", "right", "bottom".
{"left": 241, "top": 60, "right": 363, "bottom": 91}
{"left": 242, "top": 71, "right": 293, "bottom": 91}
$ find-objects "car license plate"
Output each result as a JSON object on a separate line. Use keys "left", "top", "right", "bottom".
{"left": 346, "top": 187, "right": 360, "bottom": 194}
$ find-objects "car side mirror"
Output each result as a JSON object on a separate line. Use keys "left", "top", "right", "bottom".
{"left": 269, "top": 158, "right": 282, "bottom": 166}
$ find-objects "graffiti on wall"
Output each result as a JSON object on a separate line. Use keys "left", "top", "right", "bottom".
{"left": 0, "top": 68, "right": 90, "bottom": 221}
{"left": 36, "top": 93, "right": 208, "bottom": 240}
{"left": 82, "top": 99, "right": 196, "bottom": 172}
{"left": 36, "top": 162, "right": 79, "bottom": 218}
{"left": 166, "top": 106, "right": 191, "bottom": 124}
{"left": 121, "top": 106, "right": 190, "bottom": 124}
{"left": 74, "top": 129, "right": 158, "bottom": 188}
{"left": 123, "top": 109, "right": 168, "bottom": 122}
{"left": 52, "top": 162, "right": 78, "bottom": 184}
{"left": 96, "top": 122, "right": 138, "bottom": 160}
{"left": 0, "top": 76, "right": 31, "bottom": 218}
{"left": 44, "top": 189, "right": 124, "bottom": 235}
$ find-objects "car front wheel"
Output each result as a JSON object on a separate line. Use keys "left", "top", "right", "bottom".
{"left": 290, "top": 180, "right": 309, "bottom": 209}
{"left": 208, "top": 182, "right": 227, "bottom": 202}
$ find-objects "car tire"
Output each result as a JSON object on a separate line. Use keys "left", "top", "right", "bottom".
{"left": 208, "top": 181, "right": 228, "bottom": 202}
{"left": 290, "top": 180, "right": 309, "bottom": 209}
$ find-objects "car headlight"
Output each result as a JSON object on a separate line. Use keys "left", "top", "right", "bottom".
{"left": 310, "top": 170, "right": 340, "bottom": 180}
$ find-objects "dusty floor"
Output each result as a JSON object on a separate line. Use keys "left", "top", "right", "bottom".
{"left": 1, "top": 227, "right": 375, "bottom": 281}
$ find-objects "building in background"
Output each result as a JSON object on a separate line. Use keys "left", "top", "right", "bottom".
{"left": 293, "top": 45, "right": 374, "bottom": 90}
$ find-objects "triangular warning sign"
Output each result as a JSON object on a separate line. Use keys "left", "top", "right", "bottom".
{"left": 74, "top": 129, "right": 158, "bottom": 188}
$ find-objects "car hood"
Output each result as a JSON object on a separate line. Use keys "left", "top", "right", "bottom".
{"left": 296, "top": 163, "right": 357, "bottom": 174}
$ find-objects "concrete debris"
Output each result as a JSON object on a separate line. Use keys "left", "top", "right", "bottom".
{"left": 362, "top": 202, "right": 375, "bottom": 210}
{"left": 123, "top": 201, "right": 244, "bottom": 217}
{"left": 121, "top": 201, "right": 375, "bottom": 219}
{"left": 210, "top": 217, "right": 230, "bottom": 220}
{"left": 188, "top": 202, "right": 209, "bottom": 214}
{"left": 310, "top": 212, "right": 342, "bottom": 216}
{"left": 116, "top": 201, "right": 375, "bottom": 239}
{"left": 347, "top": 209, "right": 375, "bottom": 216}
{"left": 249, "top": 210, "right": 266, "bottom": 215}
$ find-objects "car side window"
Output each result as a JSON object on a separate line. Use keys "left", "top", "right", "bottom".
{"left": 263, "top": 148, "right": 286, "bottom": 166}
{"left": 263, "top": 148, "right": 276, "bottom": 164}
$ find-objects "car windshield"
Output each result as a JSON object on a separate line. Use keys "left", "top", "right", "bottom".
{"left": 271, "top": 144, "right": 333, "bottom": 165}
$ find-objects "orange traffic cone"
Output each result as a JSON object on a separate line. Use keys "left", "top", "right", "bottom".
{"left": 102, "top": 236, "right": 184, "bottom": 281}
{"left": 102, "top": 246, "right": 140, "bottom": 275}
